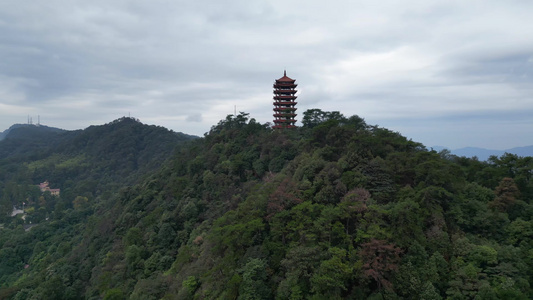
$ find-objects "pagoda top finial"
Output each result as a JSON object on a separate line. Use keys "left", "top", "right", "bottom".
{"left": 276, "top": 70, "right": 296, "bottom": 83}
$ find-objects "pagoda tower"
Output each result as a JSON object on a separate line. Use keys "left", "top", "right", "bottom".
{"left": 273, "top": 70, "right": 298, "bottom": 129}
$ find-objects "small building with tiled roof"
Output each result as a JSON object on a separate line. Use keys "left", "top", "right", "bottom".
{"left": 39, "top": 181, "right": 60, "bottom": 196}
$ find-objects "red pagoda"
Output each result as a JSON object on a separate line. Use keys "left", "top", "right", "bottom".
{"left": 273, "top": 71, "right": 298, "bottom": 129}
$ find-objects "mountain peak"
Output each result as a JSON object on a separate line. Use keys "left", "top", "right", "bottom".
{"left": 0, "top": 124, "right": 66, "bottom": 141}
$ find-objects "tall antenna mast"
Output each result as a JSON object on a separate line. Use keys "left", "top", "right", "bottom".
{"left": 234, "top": 105, "right": 236, "bottom": 116}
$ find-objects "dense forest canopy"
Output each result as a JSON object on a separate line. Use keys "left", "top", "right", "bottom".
{"left": 0, "top": 111, "right": 532, "bottom": 299}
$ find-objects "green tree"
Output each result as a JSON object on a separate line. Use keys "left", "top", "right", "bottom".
{"left": 238, "top": 258, "right": 271, "bottom": 300}
{"left": 104, "top": 288, "right": 124, "bottom": 300}
{"left": 310, "top": 247, "right": 354, "bottom": 297}
{"left": 72, "top": 196, "right": 89, "bottom": 210}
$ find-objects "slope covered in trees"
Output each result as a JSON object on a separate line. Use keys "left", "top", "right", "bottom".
{"left": 0, "top": 117, "right": 194, "bottom": 225}
{"left": 0, "top": 111, "right": 532, "bottom": 299}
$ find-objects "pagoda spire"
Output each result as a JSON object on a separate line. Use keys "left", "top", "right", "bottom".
{"left": 272, "top": 71, "right": 297, "bottom": 129}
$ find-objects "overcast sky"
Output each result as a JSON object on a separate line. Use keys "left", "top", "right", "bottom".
{"left": 1, "top": 0, "right": 532, "bottom": 150}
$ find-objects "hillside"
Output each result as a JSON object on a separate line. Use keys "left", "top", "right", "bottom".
{"left": 0, "top": 117, "right": 195, "bottom": 223}
{"left": 0, "top": 111, "right": 532, "bottom": 299}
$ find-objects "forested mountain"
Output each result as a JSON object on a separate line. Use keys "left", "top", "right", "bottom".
{"left": 0, "top": 124, "right": 65, "bottom": 142}
{"left": 0, "top": 124, "right": 67, "bottom": 158}
{"left": 0, "top": 117, "right": 195, "bottom": 223}
{"left": 0, "top": 111, "right": 532, "bottom": 299}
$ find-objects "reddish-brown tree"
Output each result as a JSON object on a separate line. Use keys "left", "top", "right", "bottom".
{"left": 266, "top": 178, "right": 302, "bottom": 220}
{"left": 360, "top": 239, "right": 402, "bottom": 290}
{"left": 489, "top": 177, "right": 520, "bottom": 212}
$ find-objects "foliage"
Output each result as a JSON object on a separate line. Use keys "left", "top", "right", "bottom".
{"left": 0, "top": 110, "right": 532, "bottom": 299}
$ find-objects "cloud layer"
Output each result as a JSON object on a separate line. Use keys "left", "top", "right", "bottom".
{"left": 1, "top": 0, "right": 532, "bottom": 149}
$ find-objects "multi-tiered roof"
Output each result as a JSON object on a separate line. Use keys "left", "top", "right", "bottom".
{"left": 273, "top": 71, "right": 297, "bottom": 129}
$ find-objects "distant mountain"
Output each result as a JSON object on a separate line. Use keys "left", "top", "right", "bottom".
{"left": 431, "top": 145, "right": 533, "bottom": 161}
{"left": 0, "top": 124, "right": 19, "bottom": 141}
{"left": 0, "top": 117, "right": 196, "bottom": 199}
{"left": 0, "top": 124, "right": 68, "bottom": 159}
{"left": 0, "top": 124, "right": 65, "bottom": 141}
{"left": 452, "top": 147, "right": 506, "bottom": 160}
{"left": 509, "top": 145, "right": 533, "bottom": 157}
{"left": 0, "top": 124, "right": 23, "bottom": 141}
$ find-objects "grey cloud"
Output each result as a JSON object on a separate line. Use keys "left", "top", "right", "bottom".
{"left": 186, "top": 113, "right": 202, "bottom": 122}
{"left": 439, "top": 51, "right": 533, "bottom": 85}
{"left": 0, "top": 0, "right": 532, "bottom": 149}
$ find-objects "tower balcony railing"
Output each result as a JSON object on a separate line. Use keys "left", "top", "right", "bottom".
{"left": 273, "top": 113, "right": 297, "bottom": 118}
{"left": 274, "top": 96, "right": 297, "bottom": 100}
{"left": 273, "top": 101, "right": 298, "bottom": 106}
{"left": 273, "top": 90, "right": 297, "bottom": 94}
{"left": 273, "top": 84, "right": 297, "bottom": 89}
{"left": 273, "top": 119, "right": 297, "bottom": 123}
{"left": 274, "top": 107, "right": 297, "bottom": 112}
